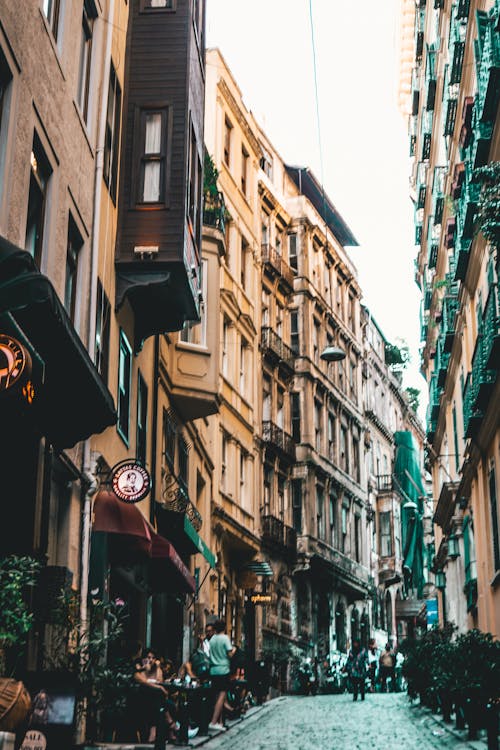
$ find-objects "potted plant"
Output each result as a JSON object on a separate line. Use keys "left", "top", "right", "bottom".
{"left": 0, "top": 555, "right": 41, "bottom": 749}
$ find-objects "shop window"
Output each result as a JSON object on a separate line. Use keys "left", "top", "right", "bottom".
{"left": 25, "top": 132, "right": 53, "bottom": 269}
{"left": 64, "top": 215, "right": 83, "bottom": 324}
{"left": 136, "top": 372, "right": 148, "bottom": 466}
{"left": 103, "top": 63, "right": 121, "bottom": 203}
{"left": 117, "top": 330, "right": 132, "bottom": 443}
{"left": 95, "top": 279, "right": 110, "bottom": 384}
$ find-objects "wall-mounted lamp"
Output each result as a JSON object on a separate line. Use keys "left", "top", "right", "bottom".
{"left": 320, "top": 346, "right": 346, "bottom": 362}
{"left": 447, "top": 534, "right": 460, "bottom": 559}
{"left": 435, "top": 570, "right": 446, "bottom": 590}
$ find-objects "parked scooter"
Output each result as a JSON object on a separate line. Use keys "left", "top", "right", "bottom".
{"left": 297, "top": 659, "right": 318, "bottom": 696}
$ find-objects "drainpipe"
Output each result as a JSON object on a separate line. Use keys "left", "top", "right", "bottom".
{"left": 76, "top": 1, "right": 115, "bottom": 743}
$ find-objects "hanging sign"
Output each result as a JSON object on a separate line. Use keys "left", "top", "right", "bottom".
{"left": 111, "top": 461, "right": 151, "bottom": 504}
{"left": 249, "top": 593, "right": 272, "bottom": 605}
{"left": 0, "top": 334, "right": 33, "bottom": 399}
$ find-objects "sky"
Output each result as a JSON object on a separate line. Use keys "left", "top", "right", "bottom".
{"left": 206, "top": 0, "right": 427, "bottom": 419}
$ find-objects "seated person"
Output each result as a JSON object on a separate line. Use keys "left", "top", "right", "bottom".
{"left": 182, "top": 633, "right": 211, "bottom": 682}
{"left": 127, "top": 641, "right": 177, "bottom": 747}
{"left": 142, "top": 647, "right": 163, "bottom": 683}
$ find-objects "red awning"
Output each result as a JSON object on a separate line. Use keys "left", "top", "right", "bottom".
{"left": 150, "top": 530, "right": 196, "bottom": 594}
{"left": 92, "top": 489, "right": 195, "bottom": 594}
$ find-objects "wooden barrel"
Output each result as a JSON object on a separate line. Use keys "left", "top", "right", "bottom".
{"left": 0, "top": 680, "right": 31, "bottom": 733}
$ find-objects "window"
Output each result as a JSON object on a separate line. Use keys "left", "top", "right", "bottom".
{"left": 64, "top": 215, "right": 83, "bottom": 324}
{"left": 276, "top": 303, "right": 283, "bottom": 338}
{"left": 314, "top": 399, "right": 322, "bottom": 452}
{"left": 350, "top": 360, "right": 357, "bottom": 398}
{"left": 328, "top": 412, "right": 336, "bottom": 461}
{"left": 223, "top": 117, "right": 232, "bottom": 167}
{"left": 263, "top": 376, "right": 271, "bottom": 421}
{"left": 354, "top": 515, "right": 361, "bottom": 562}
{"left": 141, "top": 0, "right": 175, "bottom": 8}
{"left": 181, "top": 258, "right": 207, "bottom": 346}
{"left": 178, "top": 435, "right": 189, "bottom": 487}
{"left": 42, "top": 0, "right": 61, "bottom": 40}
{"left": 136, "top": 372, "right": 148, "bottom": 466}
{"left": 103, "top": 64, "right": 121, "bottom": 203}
{"left": 188, "top": 124, "right": 202, "bottom": 234}
{"left": 163, "top": 410, "right": 177, "bottom": 467}
{"left": 222, "top": 318, "right": 230, "bottom": 377}
{"left": 240, "top": 338, "right": 250, "bottom": 396}
{"left": 291, "top": 392, "right": 301, "bottom": 442}
{"left": 288, "top": 233, "right": 298, "bottom": 273}
{"left": 341, "top": 500, "right": 348, "bottom": 553}
{"left": 95, "top": 279, "right": 110, "bottom": 384}
{"left": 259, "top": 145, "right": 272, "bottom": 178}
{"left": 290, "top": 310, "right": 300, "bottom": 354}
{"left": 278, "top": 476, "right": 285, "bottom": 519}
{"left": 317, "top": 485, "right": 325, "bottom": 540}
{"left": 77, "top": 2, "right": 97, "bottom": 124}
{"left": 137, "top": 108, "right": 170, "bottom": 204}
{"left": 0, "top": 49, "right": 13, "bottom": 197}
{"left": 277, "top": 388, "right": 285, "bottom": 428}
{"left": 240, "top": 451, "right": 246, "bottom": 507}
{"left": 221, "top": 433, "right": 228, "bottom": 491}
{"left": 25, "top": 133, "right": 52, "bottom": 269}
{"left": 489, "top": 466, "right": 500, "bottom": 573}
{"left": 263, "top": 465, "right": 272, "bottom": 515}
{"left": 241, "top": 146, "right": 249, "bottom": 195}
{"left": 352, "top": 437, "right": 360, "bottom": 483}
{"left": 313, "top": 319, "right": 320, "bottom": 363}
{"left": 329, "top": 493, "right": 336, "bottom": 547}
{"left": 452, "top": 405, "right": 460, "bottom": 473}
{"left": 117, "top": 330, "right": 132, "bottom": 443}
{"left": 240, "top": 235, "right": 248, "bottom": 289}
{"left": 262, "top": 289, "right": 270, "bottom": 326}
{"left": 379, "top": 511, "right": 393, "bottom": 556}
{"left": 292, "top": 479, "right": 302, "bottom": 533}
{"left": 340, "top": 425, "right": 347, "bottom": 472}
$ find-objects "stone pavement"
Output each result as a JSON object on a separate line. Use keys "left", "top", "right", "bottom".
{"left": 205, "top": 693, "right": 488, "bottom": 750}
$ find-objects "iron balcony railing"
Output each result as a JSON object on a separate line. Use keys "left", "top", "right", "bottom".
{"left": 463, "top": 325, "right": 497, "bottom": 438}
{"left": 203, "top": 191, "right": 226, "bottom": 234}
{"left": 376, "top": 474, "right": 393, "bottom": 492}
{"left": 261, "top": 327, "right": 295, "bottom": 370}
{"left": 476, "top": 18, "right": 500, "bottom": 123}
{"left": 261, "top": 514, "right": 297, "bottom": 557}
{"left": 483, "top": 282, "right": 500, "bottom": 370}
{"left": 261, "top": 421, "right": 295, "bottom": 458}
{"left": 261, "top": 244, "right": 295, "bottom": 289}
{"left": 164, "top": 483, "right": 203, "bottom": 531}
{"left": 442, "top": 293, "right": 459, "bottom": 352}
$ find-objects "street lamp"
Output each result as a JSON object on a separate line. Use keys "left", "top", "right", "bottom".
{"left": 320, "top": 345, "right": 346, "bottom": 362}
{"left": 402, "top": 499, "right": 419, "bottom": 517}
{"left": 447, "top": 534, "right": 459, "bottom": 559}
{"left": 435, "top": 570, "right": 446, "bottom": 590}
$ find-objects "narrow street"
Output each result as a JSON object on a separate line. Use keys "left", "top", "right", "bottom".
{"left": 207, "top": 694, "right": 480, "bottom": 750}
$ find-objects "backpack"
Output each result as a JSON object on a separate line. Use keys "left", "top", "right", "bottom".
{"left": 190, "top": 648, "right": 210, "bottom": 677}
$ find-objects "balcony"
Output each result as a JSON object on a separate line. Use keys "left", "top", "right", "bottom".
{"left": 435, "top": 337, "right": 450, "bottom": 388}
{"left": 261, "top": 327, "right": 295, "bottom": 378}
{"left": 483, "top": 283, "right": 500, "bottom": 370}
{"left": 376, "top": 474, "right": 393, "bottom": 493}
{"left": 433, "top": 481, "right": 459, "bottom": 530}
{"left": 304, "top": 536, "right": 371, "bottom": 596}
{"left": 476, "top": 16, "right": 500, "bottom": 123}
{"left": 262, "top": 421, "right": 296, "bottom": 459}
{"left": 203, "top": 191, "right": 226, "bottom": 234}
{"left": 442, "top": 293, "right": 459, "bottom": 352}
{"left": 261, "top": 514, "right": 297, "bottom": 559}
{"left": 261, "top": 244, "right": 295, "bottom": 291}
{"left": 454, "top": 237, "right": 472, "bottom": 281}
{"left": 463, "top": 327, "right": 497, "bottom": 438}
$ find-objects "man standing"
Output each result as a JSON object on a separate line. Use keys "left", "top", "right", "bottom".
{"left": 379, "top": 642, "right": 396, "bottom": 692}
{"left": 208, "top": 619, "right": 235, "bottom": 731}
{"left": 346, "top": 640, "right": 368, "bottom": 701}
{"left": 367, "top": 639, "right": 378, "bottom": 692}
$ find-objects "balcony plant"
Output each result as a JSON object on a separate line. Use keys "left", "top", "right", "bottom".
{"left": 472, "top": 161, "right": 500, "bottom": 249}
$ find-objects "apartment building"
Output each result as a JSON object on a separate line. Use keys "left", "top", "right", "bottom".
{"left": 410, "top": 0, "right": 500, "bottom": 635}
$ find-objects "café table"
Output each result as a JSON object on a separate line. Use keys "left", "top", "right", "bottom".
{"left": 162, "top": 680, "right": 212, "bottom": 744}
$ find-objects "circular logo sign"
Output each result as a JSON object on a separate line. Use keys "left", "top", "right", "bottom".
{"left": 112, "top": 462, "right": 151, "bottom": 503}
{"left": 0, "top": 334, "right": 32, "bottom": 395}
{"left": 21, "top": 730, "right": 47, "bottom": 750}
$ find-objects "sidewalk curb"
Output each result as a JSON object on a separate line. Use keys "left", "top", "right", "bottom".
{"left": 409, "top": 699, "right": 488, "bottom": 749}
{"left": 186, "top": 697, "right": 283, "bottom": 749}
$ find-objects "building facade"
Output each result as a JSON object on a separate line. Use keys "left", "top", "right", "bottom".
{"left": 410, "top": 0, "right": 500, "bottom": 636}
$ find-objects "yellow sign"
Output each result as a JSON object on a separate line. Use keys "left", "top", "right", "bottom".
{"left": 250, "top": 593, "right": 272, "bottom": 605}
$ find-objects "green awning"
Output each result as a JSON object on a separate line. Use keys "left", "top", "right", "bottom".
{"left": 182, "top": 514, "right": 216, "bottom": 568}
{"left": 395, "top": 431, "right": 426, "bottom": 598}
{"left": 156, "top": 502, "right": 216, "bottom": 568}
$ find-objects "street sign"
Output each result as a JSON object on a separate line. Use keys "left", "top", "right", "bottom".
{"left": 426, "top": 597, "right": 438, "bottom": 627}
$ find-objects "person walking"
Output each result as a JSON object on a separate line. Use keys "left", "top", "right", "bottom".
{"left": 208, "top": 619, "right": 235, "bottom": 731}
{"left": 367, "top": 639, "right": 378, "bottom": 692}
{"left": 346, "top": 640, "right": 368, "bottom": 702}
{"left": 379, "top": 642, "right": 396, "bottom": 692}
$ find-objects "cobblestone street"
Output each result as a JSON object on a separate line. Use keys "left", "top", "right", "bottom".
{"left": 207, "top": 693, "right": 484, "bottom": 750}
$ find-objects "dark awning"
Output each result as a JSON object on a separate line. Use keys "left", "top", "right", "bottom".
{"left": 156, "top": 503, "right": 216, "bottom": 568}
{"left": 92, "top": 489, "right": 195, "bottom": 594}
{"left": 0, "top": 237, "right": 116, "bottom": 448}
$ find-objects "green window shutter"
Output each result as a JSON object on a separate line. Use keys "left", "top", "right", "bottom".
{"left": 462, "top": 516, "right": 471, "bottom": 582}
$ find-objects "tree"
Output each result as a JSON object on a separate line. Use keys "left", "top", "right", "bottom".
{"left": 203, "top": 151, "right": 219, "bottom": 198}
{"left": 405, "top": 387, "right": 420, "bottom": 413}
{"left": 384, "top": 339, "right": 410, "bottom": 372}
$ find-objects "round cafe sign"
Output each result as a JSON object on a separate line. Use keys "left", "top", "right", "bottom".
{"left": 0, "top": 334, "right": 32, "bottom": 395}
{"left": 111, "top": 462, "right": 151, "bottom": 504}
